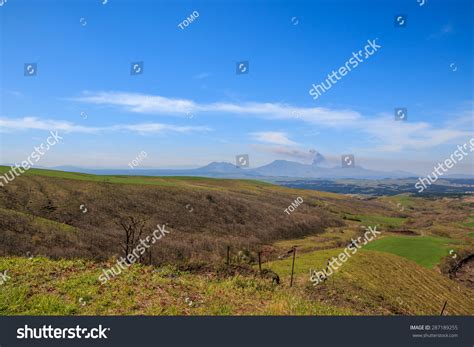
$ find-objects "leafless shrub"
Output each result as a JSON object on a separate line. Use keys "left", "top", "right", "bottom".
{"left": 115, "top": 215, "right": 149, "bottom": 264}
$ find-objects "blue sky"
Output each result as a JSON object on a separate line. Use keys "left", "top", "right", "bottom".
{"left": 0, "top": 0, "right": 473, "bottom": 174}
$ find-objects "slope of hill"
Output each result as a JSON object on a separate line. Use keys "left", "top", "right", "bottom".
{"left": 0, "top": 256, "right": 355, "bottom": 315}
{"left": 1, "top": 249, "right": 472, "bottom": 315}
{"left": 265, "top": 249, "right": 474, "bottom": 315}
{"left": 0, "top": 166, "right": 365, "bottom": 263}
{"left": 0, "top": 166, "right": 473, "bottom": 316}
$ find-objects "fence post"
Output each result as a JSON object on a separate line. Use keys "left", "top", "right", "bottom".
{"left": 440, "top": 300, "right": 448, "bottom": 316}
{"left": 258, "top": 251, "right": 262, "bottom": 272}
{"left": 226, "top": 246, "right": 230, "bottom": 266}
{"left": 290, "top": 246, "right": 296, "bottom": 287}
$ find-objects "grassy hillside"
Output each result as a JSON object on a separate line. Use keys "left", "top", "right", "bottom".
{"left": 0, "top": 166, "right": 271, "bottom": 188}
{"left": 264, "top": 249, "right": 474, "bottom": 315}
{"left": 0, "top": 167, "right": 403, "bottom": 264}
{"left": 0, "top": 167, "right": 473, "bottom": 316}
{"left": 1, "top": 250, "right": 472, "bottom": 315}
{"left": 0, "top": 257, "right": 354, "bottom": 316}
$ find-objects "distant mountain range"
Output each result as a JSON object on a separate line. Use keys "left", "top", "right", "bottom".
{"left": 48, "top": 160, "right": 422, "bottom": 180}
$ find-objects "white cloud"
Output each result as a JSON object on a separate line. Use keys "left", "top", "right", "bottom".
{"left": 73, "top": 91, "right": 474, "bottom": 153}
{"left": 358, "top": 114, "right": 473, "bottom": 152}
{"left": 112, "top": 123, "right": 211, "bottom": 134}
{"left": 73, "top": 91, "right": 361, "bottom": 127}
{"left": 0, "top": 117, "right": 210, "bottom": 135}
{"left": 0, "top": 117, "right": 101, "bottom": 133}
{"left": 74, "top": 92, "right": 197, "bottom": 115}
{"left": 250, "top": 131, "right": 298, "bottom": 146}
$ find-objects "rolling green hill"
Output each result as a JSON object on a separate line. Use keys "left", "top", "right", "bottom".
{"left": 0, "top": 167, "right": 473, "bottom": 315}
{"left": 264, "top": 249, "right": 474, "bottom": 315}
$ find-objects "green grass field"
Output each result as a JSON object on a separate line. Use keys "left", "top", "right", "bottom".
{"left": 363, "top": 236, "right": 456, "bottom": 268}
{"left": 352, "top": 214, "right": 406, "bottom": 228}
{"left": 0, "top": 165, "right": 272, "bottom": 189}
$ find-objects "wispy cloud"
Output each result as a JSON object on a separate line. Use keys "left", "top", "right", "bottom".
{"left": 112, "top": 123, "right": 211, "bottom": 134}
{"left": 358, "top": 114, "right": 472, "bottom": 152}
{"left": 0, "top": 117, "right": 211, "bottom": 135}
{"left": 0, "top": 117, "right": 101, "bottom": 133}
{"left": 250, "top": 131, "right": 298, "bottom": 146}
{"left": 73, "top": 91, "right": 361, "bottom": 127}
{"left": 72, "top": 91, "right": 473, "bottom": 153}
{"left": 73, "top": 92, "right": 196, "bottom": 115}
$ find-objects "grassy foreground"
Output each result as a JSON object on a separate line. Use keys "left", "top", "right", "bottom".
{"left": 265, "top": 249, "right": 474, "bottom": 315}
{"left": 0, "top": 257, "right": 353, "bottom": 316}
{"left": 1, "top": 249, "right": 473, "bottom": 316}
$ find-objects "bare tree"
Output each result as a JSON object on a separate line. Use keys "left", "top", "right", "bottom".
{"left": 116, "top": 216, "right": 149, "bottom": 264}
